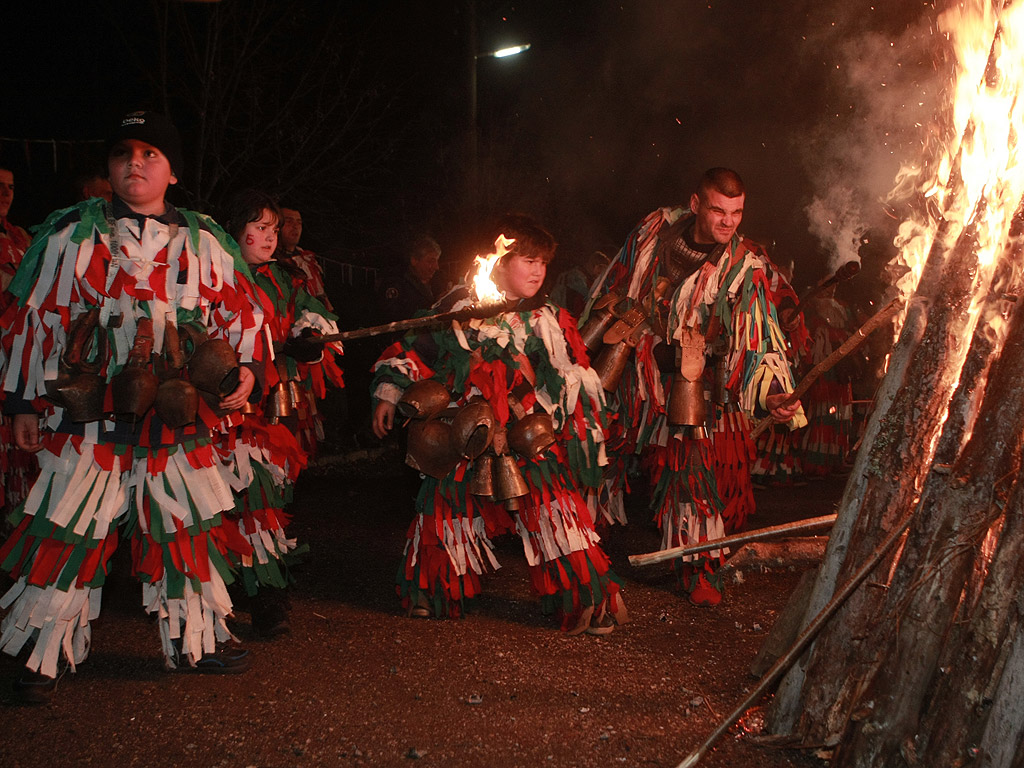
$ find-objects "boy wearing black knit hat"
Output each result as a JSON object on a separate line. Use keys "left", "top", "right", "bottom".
{"left": 0, "top": 110, "right": 267, "bottom": 703}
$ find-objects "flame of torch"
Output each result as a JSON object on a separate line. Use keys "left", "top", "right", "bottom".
{"left": 473, "top": 234, "right": 515, "bottom": 305}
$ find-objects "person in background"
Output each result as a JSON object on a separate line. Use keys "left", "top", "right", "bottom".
{"left": 0, "top": 164, "right": 38, "bottom": 529}
{"left": 218, "top": 188, "right": 343, "bottom": 637}
{"left": 377, "top": 234, "right": 441, "bottom": 324}
{"left": 0, "top": 111, "right": 266, "bottom": 704}
{"left": 550, "top": 249, "right": 610, "bottom": 319}
{"left": 277, "top": 204, "right": 333, "bottom": 311}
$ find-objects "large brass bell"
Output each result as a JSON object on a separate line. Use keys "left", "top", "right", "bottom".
{"left": 467, "top": 452, "right": 495, "bottom": 497}
{"left": 188, "top": 338, "right": 240, "bottom": 397}
{"left": 491, "top": 453, "right": 530, "bottom": 510}
{"left": 450, "top": 399, "right": 495, "bottom": 460}
{"left": 579, "top": 292, "right": 622, "bottom": 352}
{"left": 405, "top": 418, "right": 460, "bottom": 479}
{"left": 507, "top": 411, "right": 556, "bottom": 458}
{"left": 154, "top": 378, "right": 199, "bottom": 428}
{"left": 55, "top": 372, "right": 108, "bottom": 423}
{"left": 49, "top": 308, "right": 108, "bottom": 421}
{"left": 111, "top": 317, "right": 159, "bottom": 423}
{"left": 593, "top": 340, "right": 635, "bottom": 392}
{"left": 666, "top": 375, "right": 706, "bottom": 427}
{"left": 397, "top": 380, "right": 451, "bottom": 421}
{"left": 287, "top": 380, "right": 307, "bottom": 412}
{"left": 266, "top": 382, "right": 293, "bottom": 425}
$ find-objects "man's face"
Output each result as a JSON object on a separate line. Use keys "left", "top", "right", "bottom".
{"left": 0, "top": 169, "right": 14, "bottom": 218}
{"left": 238, "top": 209, "right": 280, "bottom": 266}
{"left": 108, "top": 139, "right": 176, "bottom": 215}
{"left": 280, "top": 208, "right": 302, "bottom": 250}
{"left": 411, "top": 250, "right": 440, "bottom": 284}
{"left": 690, "top": 188, "right": 744, "bottom": 245}
{"left": 495, "top": 251, "right": 547, "bottom": 301}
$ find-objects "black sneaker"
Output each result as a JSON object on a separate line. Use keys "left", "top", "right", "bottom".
{"left": 194, "top": 645, "right": 251, "bottom": 674}
{"left": 13, "top": 669, "right": 58, "bottom": 705}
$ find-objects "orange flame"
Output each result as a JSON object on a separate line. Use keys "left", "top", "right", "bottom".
{"left": 472, "top": 234, "right": 515, "bottom": 304}
{"left": 889, "top": 1, "right": 1024, "bottom": 302}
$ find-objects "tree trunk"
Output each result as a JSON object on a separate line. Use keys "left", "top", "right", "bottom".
{"left": 770, "top": 195, "right": 989, "bottom": 743}
{"left": 833, "top": 263, "right": 1024, "bottom": 766}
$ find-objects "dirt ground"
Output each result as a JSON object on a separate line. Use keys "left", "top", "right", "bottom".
{"left": 0, "top": 443, "right": 844, "bottom": 768}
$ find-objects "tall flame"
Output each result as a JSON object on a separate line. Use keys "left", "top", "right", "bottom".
{"left": 890, "top": 1, "right": 1024, "bottom": 302}
{"left": 472, "top": 234, "right": 515, "bottom": 304}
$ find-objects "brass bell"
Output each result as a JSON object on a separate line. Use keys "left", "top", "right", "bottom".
{"left": 188, "top": 338, "right": 240, "bottom": 396}
{"left": 266, "top": 382, "right": 293, "bottom": 425}
{"left": 405, "top": 418, "right": 460, "bottom": 479}
{"left": 111, "top": 367, "right": 159, "bottom": 423}
{"left": 578, "top": 293, "right": 621, "bottom": 352}
{"left": 287, "top": 380, "right": 307, "bottom": 412}
{"left": 55, "top": 372, "right": 107, "bottom": 423}
{"left": 397, "top": 379, "right": 451, "bottom": 421}
{"left": 492, "top": 453, "right": 530, "bottom": 505}
{"left": 154, "top": 378, "right": 199, "bottom": 428}
{"left": 467, "top": 453, "right": 495, "bottom": 497}
{"left": 450, "top": 399, "right": 495, "bottom": 460}
{"left": 593, "top": 340, "right": 634, "bottom": 393}
{"left": 667, "top": 375, "right": 706, "bottom": 427}
{"left": 507, "top": 411, "right": 556, "bottom": 458}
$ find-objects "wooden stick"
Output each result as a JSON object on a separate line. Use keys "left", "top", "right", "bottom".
{"left": 628, "top": 514, "right": 837, "bottom": 568}
{"left": 675, "top": 508, "right": 916, "bottom": 768}
{"left": 750, "top": 296, "right": 902, "bottom": 441}
{"left": 316, "top": 299, "right": 517, "bottom": 343}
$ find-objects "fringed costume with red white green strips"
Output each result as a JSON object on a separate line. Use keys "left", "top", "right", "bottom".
{"left": 373, "top": 298, "right": 624, "bottom": 630}
{"left": 711, "top": 403, "right": 756, "bottom": 534}
{"left": 213, "top": 262, "right": 334, "bottom": 596}
{"left": 250, "top": 260, "right": 344, "bottom": 460}
{"left": 800, "top": 297, "right": 853, "bottom": 477}
{"left": 0, "top": 217, "right": 38, "bottom": 518}
{"left": 215, "top": 416, "right": 307, "bottom": 597}
{"left": 592, "top": 207, "right": 806, "bottom": 596}
{"left": 0, "top": 197, "right": 265, "bottom": 676}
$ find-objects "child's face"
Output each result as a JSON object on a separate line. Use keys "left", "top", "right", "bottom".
{"left": 495, "top": 251, "right": 547, "bottom": 301}
{"left": 108, "top": 140, "right": 177, "bottom": 215}
{"left": 238, "top": 209, "right": 280, "bottom": 266}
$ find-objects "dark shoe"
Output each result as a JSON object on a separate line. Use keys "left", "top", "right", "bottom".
{"left": 586, "top": 612, "right": 615, "bottom": 636}
{"left": 13, "top": 669, "right": 58, "bottom": 705}
{"left": 252, "top": 600, "right": 290, "bottom": 638}
{"left": 194, "top": 645, "right": 251, "bottom": 674}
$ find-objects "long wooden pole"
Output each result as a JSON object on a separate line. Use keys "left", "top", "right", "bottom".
{"left": 675, "top": 508, "right": 916, "bottom": 768}
{"left": 316, "top": 299, "right": 516, "bottom": 343}
{"left": 628, "top": 514, "right": 837, "bottom": 568}
{"left": 750, "top": 296, "right": 901, "bottom": 441}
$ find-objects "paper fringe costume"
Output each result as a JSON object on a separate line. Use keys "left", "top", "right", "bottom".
{"left": 0, "top": 199, "right": 264, "bottom": 676}
{"left": 372, "top": 299, "right": 624, "bottom": 628}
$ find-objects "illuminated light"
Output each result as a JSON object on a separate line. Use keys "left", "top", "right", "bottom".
{"left": 493, "top": 44, "right": 531, "bottom": 58}
{"left": 473, "top": 235, "right": 516, "bottom": 304}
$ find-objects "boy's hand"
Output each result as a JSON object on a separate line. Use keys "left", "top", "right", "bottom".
{"left": 372, "top": 400, "right": 396, "bottom": 439}
{"left": 219, "top": 366, "right": 256, "bottom": 411}
{"left": 766, "top": 392, "right": 802, "bottom": 423}
{"left": 13, "top": 413, "right": 44, "bottom": 453}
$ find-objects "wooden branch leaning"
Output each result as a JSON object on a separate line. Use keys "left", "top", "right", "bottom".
{"left": 628, "top": 514, "right": 837, "bottom": 568}
{"left": 674, "top": 508, "right": 916, "bottom": 768}
{"left": 750, "top": 296, "right": 902, "bottom": 441}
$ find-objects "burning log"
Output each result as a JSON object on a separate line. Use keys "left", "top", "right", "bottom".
{"left": 315, "top": 300, "right": 517, "bottom": 344}
{"left": 627, "top": 514, "right": 837, "bottom": 568}
{"left": 749, "top": 297, "right": 901, "bottom": 441}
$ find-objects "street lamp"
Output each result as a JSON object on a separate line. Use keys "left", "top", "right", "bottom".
{"left": 467, "top": 6, "right": 530, "bottom": 216}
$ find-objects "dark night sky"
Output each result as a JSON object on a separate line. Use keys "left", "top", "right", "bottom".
{"left": 5, "top": 0, "right": 944, "bottom": 292}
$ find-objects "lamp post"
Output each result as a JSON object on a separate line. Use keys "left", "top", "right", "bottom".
{"left": 467, "top": 1, "right": 530, "bottom": 217}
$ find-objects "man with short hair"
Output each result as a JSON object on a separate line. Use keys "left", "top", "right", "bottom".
{"left": 587, "top": 167, "right": 805, "bottom": 605}
{"left": 377, "top": 234, "right": 441, "bottom": 324}
{"left": 278, "top": 205, "right": 333, "bottom": 310}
